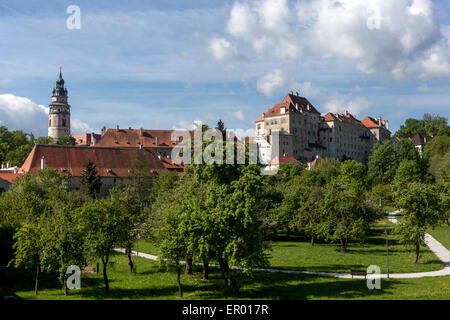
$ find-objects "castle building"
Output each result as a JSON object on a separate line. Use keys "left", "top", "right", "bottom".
{"left": 256, "top": 92, "right": 391, "bottom": 164}
{"left": 48, "top": 69, "right": 71, "bottom": 140}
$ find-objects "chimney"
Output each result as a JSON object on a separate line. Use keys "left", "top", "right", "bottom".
{"left": 307, "top": 104, "right": 310, "bottom": 111}
{"left": 155, "top": 137, "right": 159, "bottom": 146}
{"left": 139, "top": 144, "right": 143, "bottom": 150}
{"left": 129, "top": 126, "right": 132, "bottom": 130}
{"left": 41, "top": 156, "right": 46, "bottom": 170}
{"left": 91, "top": 133, "right": 96, "bottom": 146}
{"left": 295, "top": 103, "right": 299, "bottom": 110}
{"left": 1, "top": 162, "right": 4, "bottom": 169}
{"left": 116, "top": 125, "right": 119, "bottom": 130}
{"left": 386, "top": 120, "right": 389, "bottom": 130}
{"left": 296, "top": 91, "right": 299, "bottom": 96}
{"left": 140, "top": 128, "right": 143, "bottom": 136}
{"left": 345, "top": 110, "right": 349, "bottom": 116}
{"left": 6, "top": 161, "right": 10, "bottom": 168}
{"left": 382, "top": 120, "right": 386, "bottom": 128}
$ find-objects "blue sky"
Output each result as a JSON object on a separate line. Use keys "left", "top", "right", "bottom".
{"left": 0, "top": 0, "right": 449, "bottom": 137}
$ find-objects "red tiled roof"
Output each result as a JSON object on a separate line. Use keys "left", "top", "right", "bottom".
{"left": 95, "top": 129, "right": 182, "bottom": 148}
{"left": 20, "top": 145, "right": 166, "bottom": 177}
{"left": 73, "top": 133, "right": 102, "bottom": 146}
{"left": 361, "top": 116, "right": 381, "bottom": 129}
{"left": 267, "top": 156, "right": 302, "bottom": 166}
{"left": 160, "top": 157, "right": 184, "bottom": 171}
{"left": 0, "top": 172, "right": 18, "bottom": 183}
{"left": 256, "top": 93, "right": 320, "bottom": 122}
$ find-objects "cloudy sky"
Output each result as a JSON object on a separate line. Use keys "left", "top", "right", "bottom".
{"left": 1, "top": 0, "right": 449, "bottom": 137}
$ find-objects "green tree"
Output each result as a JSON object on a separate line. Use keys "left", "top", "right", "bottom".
{"left": 423, "top": 135, "right": 450, "bottom": 161}
{"left": 56, "top": 136, "right": 76, "bottom": 146}
{"left": 393, "top": 159, "right": 425, "bottom": 191}
{"left": 216, "top": 119, "right": 226, "bottom": 138}
{"left": 9, "top": 223, "right": 43, "bottom": 295}
{"left": 80, "top": 160, "right": 102, "bottom": 199}
{"left": 368, "top": 141, "right": 400, "bottom": 184}
{"left": 394, "top": 182, "right": 444, "bottom": 263}
{"left": 77, "top": 198, "right": 128, "bottom": 293}
{"left": 371, "top": 184, "right": 392, "bottom": 207}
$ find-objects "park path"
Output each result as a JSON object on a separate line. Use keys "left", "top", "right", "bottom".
{"left": 114, "top": 210, "right": 450, "bottom": 279}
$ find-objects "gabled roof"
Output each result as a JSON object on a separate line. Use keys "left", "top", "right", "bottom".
{"left": 256, "top": 93, "right": 320, "bottom": 122}
{"left": 361, "top": 116, "right": 380, "bottom": 129}
{"left": 282, "top": 93, "right": 320, "bottom": 114}
{"left": 20, "top": 145, "right": 166, "bottom": 177}
{"left": 95, "top": 129, "right": 182, "bottom": 148}
{"left": 73, "top": 133, "right": 102, "bottom": 146}
{"left": 411, "top": 133, "right": 433, "bottom": 146}
{"left": 0, "top": 172, "right": 18, "bottom": 183}
{"left": 324, "top": 112, "right": 365, "bottom": 128}
{"left": 160, "top": 157, "right": 184, "bottom": 171}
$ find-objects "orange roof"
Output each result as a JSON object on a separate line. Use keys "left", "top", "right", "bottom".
{"left": 267, "top": 156, "right": 302, "bottom": 166}
{"left": 160, "top": 157, "right": 184, "bottom": 171}
{"left": 256, "top": 93, "right": 320, "bottom": 122}
{"left": 361, "top": 116, "right": 381, "bottom": 129}
{"left": 20, "top": 145, "right": 166, "bottom": 177}
{"left": 0, "top": 172, "right": 19, "bottom": 183}
{"left": 95, "top": 128, "right": 183, "bottom": 148}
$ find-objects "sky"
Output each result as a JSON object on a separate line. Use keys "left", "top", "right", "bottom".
{"left": 0, "top": 0, "right": 449, "bottom": 137}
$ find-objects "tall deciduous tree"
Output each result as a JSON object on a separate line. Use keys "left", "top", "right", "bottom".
{"left": 368, "top": 141, "right": 400, "bottom": 185}
{"left": 394, "top": 182, "right": 444, "bottom": 263}
{"left": 77, "top": 198, "right": 127, "bottom": 293}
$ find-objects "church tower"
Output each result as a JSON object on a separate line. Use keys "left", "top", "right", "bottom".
{"left": 48, "top": 68, "right": 71, "bottom": 140}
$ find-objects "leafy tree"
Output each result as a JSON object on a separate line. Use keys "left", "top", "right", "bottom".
{"left": 56, "top": 136, "right": 76, "bottom": 146}
{"left": 77, "top": 198, "right": 128, "bottom": 293}
{"left": 40, "top": 197, "right": 85, "bottom": 296}
{"left": 290, "top": 184, "right": 325, "bottom": 245}
{"left": 203, "top": 165, "right": 268, "bottom": 296}
{"left": 9, "top": 223, "right": 43, "bottom": 295}
{"left": 423, "top": 135, "right": 450, "bottom": 161}
{"left": 394, "top": 182, "right": 444, "bottom": 263}
{"left": 35, "top": 136, "right": 55, "bottom": 145}
{"left": 0, "top": 126, "right": 34, "bottom": 166}
{"left": 368, "top": 141, "right": 400, "bottom": 185}
{"left": 80, "top": 160, "right": 102, "bottom": 199}
{"left": 422, "top": 113, "right": 448, "bottom": 137}
{"left": 371, "top": 184, "right": 392, "bottom": 207}
{"left": 395, "top": 118, "right": 426, "bottom": 139}
{"left": 393, "top": 159, "right": 425, "bottom": 190}
{"left": 429, "top": 151, "right": 450, "bottom": 183}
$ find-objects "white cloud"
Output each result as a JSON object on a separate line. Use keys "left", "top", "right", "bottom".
{"left": 225, "top": 0, "right": 450, "bottom": 79}
{"left": 208, "top": 37, "right": 238, "bottom": 61}
{"left": 0, "top": 94, "right": 92, "bottom": 137}
{"left": 256, "top": 69, "right": 286, "bottom": 97}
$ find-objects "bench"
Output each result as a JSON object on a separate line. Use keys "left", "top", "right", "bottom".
{"left": 350, "top": 270, "right": 367, "bottom": 279}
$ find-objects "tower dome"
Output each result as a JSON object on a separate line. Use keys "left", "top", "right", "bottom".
{"left": 48, "top": 68, "right": 71, "bottom": 140}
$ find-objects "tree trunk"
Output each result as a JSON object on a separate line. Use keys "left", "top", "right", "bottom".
{"left": 63, "top": 274, "right": 68, "bottom": 296}
{"left": 34, "top": 254, "right": 40, "bottom": 295}
{"left": 177, "top": 266, "right": 183, "bottom": 297}
{"left": 379, "top": 198, "right": 382, "bottom": 207}
{"left": 340, "top": 238, "right": 347, "bottom": 253}
{"left": 414, "top": 242, "right": 420, "bottom": 264}
{"left": 126, "top": 245, "right": 134, "bottom": 273}
{"left": 185, "top": 255, "right": 193, "bottom": 275}
{"left": 311, "top": 235, "right": 315, "bottom": 246}
{"left": 202, "top": 257, "right": 209, "bottom": 280}
{"left": 102, "top": 257, "right": 110, "bottom": 293}
{"left": 218, "top": 258, "right": 239, "bottom": 297}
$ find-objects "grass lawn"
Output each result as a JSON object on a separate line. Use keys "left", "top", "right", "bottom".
{"left": 428, "top": 223, "right": 450, "bottom": 250}
{"left": 135, "top": 221, "right": 443, "bottom": 274}
{"left": 5, "top": 252, "right": 450, "bottom": 300}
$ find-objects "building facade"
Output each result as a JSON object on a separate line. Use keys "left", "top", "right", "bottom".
{"left": 48, "top": 69, "right": 71, "bottom": 140}
{"left": 256, "top": 92, "right": 391, "bottom": 163}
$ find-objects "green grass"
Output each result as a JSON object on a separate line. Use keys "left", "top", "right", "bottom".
{"left": 4, "top": 253, "right": 450, "bottom": 300}
{"left": 136, "top": 222, "right": 443, "bottom": 274}
{"left": 428, "top": 223, "right": 450, "bottom": 250}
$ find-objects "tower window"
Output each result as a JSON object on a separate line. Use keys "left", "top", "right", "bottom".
{"left": 62, "top": 119, "right": 67, "bottom": 127}
{"left": 49, "top": 119, "right": 51, "bottom": 126}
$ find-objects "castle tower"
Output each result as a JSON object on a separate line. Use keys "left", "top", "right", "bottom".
{"left": 48, "top": 68, "right": 71, "bottom": 140}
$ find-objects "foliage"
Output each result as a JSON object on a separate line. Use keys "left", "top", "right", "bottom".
{"left": 0, "top": 126, "right": 35, "bottom": 166}
{"left": 80, "top": 160, "right": 102, "bottom": 199}
{"left": 367, "top": 141, "right": 400, "bottom": 185}
{"left": 423, "top": 135, "right": 450, "bottom": 161}
{"left": 395, "top": 114, "right": 448, "bottom": 139}
{"left": 393, "top": 182, "right": 444, "bottom": 263}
